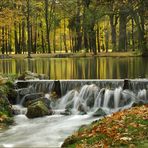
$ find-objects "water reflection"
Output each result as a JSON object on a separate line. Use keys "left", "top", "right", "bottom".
{"left": 0, "top": 57, "right": 148, "bottom": 79}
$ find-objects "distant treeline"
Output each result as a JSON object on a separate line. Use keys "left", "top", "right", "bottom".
{"left": 0, "top": 0, "right": 147, "bottom": 56}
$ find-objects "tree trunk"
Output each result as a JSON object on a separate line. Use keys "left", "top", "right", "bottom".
{"left": 27, "top": 0, "right": 31, "bottom": 58}
{"left": 33, "top": 27, "right": 37, "bottom": 53}
{"left": 2, "top": 26, "right": 5, "bottom": 54}
{"left": 18, "top": 23, "right": 21, "bottom": 53}
{"left": 118, "top": 8, "right": 127, "bottom": 52}
{"left": 40, "top": 22, "right": 45, "bottom": 53}
{"left": 5, "top": 27, "right": 8, "bottom": 54}
{"left": 105, "top": 29, "right": 109, "bottom": 53}
{"left": 75, "top": 0, "right": 82, "bottom": 52}
{"left": 110, "top": 15, "right": 117, "bottom": 51}
{"left": 97, "top": 23, "right": 100, "bottom": 53}
{"left": 63, "top": 17, "right": 67, "bottom": 53}
{"left": 8, "top": 28, "right": 12, "bottom": 54}
{"left": 83, "top": 7, "right": 89, "bottom": 52}
{"left": 30, "top": 24, "right": 33, "bottom": 53}
{"left": 138, "top": 2, "right": 147, "bottom": 56}
{"left": 14, "top": 22, "right": 19, "bottom": 54}
{"left": 45, "top": 0, "right": 51, "bottom": 53}
{"left": 22, "top": 21, "right": 26, "bottom": 53}
{"left": 131, "top": 18, "right": 135, "bottom": 51}
{"left": 53, "top": 24, "right": 56, "bottom": 53}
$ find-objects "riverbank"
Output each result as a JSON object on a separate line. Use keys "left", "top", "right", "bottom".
{"left": 62, "top": 105, "right": 148, "bottom": 147}
{"left": 0, "top": 51, "right": 142, "bottom": 59}
{"left": 0, "top": 78, "right": 15, "bottom": 129}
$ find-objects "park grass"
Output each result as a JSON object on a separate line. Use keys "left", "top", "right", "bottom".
{"left": 62, "top": 105, "right": 148, "bottom": 148}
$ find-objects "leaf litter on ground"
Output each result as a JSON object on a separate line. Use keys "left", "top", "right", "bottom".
{"left": 62, "top": 105, "right": 148, "bottom": 148}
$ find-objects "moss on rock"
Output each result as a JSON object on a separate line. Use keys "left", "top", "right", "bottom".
{"left": 26, "top": 100, "right": 52, "bottom": 118}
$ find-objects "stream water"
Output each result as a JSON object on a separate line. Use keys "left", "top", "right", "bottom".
{"left": 0, "top": 80, "right": 148, "bottom": 147}
{"left": 0, "top": 57, "right": 148, "bottom": 79}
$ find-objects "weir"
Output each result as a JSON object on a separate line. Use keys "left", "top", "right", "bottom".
{"left": 15, "top": 79, "right": 148, "bottom": 113}
{"left": 16, "top": 79, "right": 148, "bottom": 95}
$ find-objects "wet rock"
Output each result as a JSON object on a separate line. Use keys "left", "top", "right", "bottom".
{"left": 19, "top": 86, "right": 35, "bottom": 96}
{"left": 132, "top": 100, "right": 147, "bottom": 107}
{"left": 52, "top": 80, "right": 61, "bottom": 98}
{"left": 25, "top": 97, "right": 52, "bottom": 110}
{"left": 22, "top": 93, "right": 44, "bottom": 107}
{"left": 38, "top": 74, "right": 49, "bottom": 80}
{"left": 78, "top": 104, "right": 87, "bottom": 115}
{"left": 123, "top": 79, "right": 133, "bottom": 90}
{"left": 65, "top": 102, "right": 73, "bottom": 110}
{"left": 18, "top": 71, "right": 48, "bottom": 80}
{"left": 6, "top": 81, "right": 17, "bottom": 104}
{"left": 60, "top": 109, "right": 72, "bottom": 116}
{"left": 26, "top": 100, "right": 52, "bottom": 118}
{"left": 86, "top": 96, "right": 95, "bottom": 108}
{"left": 50, "top": 91, "right": 59, "bottom": 100}
{"left": 93, "top": 108, "right": 106, "bottom": 117}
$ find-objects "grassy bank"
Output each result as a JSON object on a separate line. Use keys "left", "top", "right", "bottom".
{"left": 62, "top": 105, "right": 148, "bottom": 147}
{"left": 3, "top": 51, "right": 142, "bottom": 59}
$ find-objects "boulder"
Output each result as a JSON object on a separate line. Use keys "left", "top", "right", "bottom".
{"left": 93, "top": 108, "right": 107, "bottom": 117}
{"left": 38, "top": 74, "right": 49, "bottom": 80}
{"left": 21, "top": 93, "right": 44, "bottom": 107}
{"left": 26, "top": 100, "right": 52, "bottom": 118}
{"left": 78, "top": 104, "right": 87, "bottom": 115}
{"left": 24, "top": 97, "right": 51, "bottom": 109}
{"left": 18, "top": 71, "right": 49, "bottom": 80}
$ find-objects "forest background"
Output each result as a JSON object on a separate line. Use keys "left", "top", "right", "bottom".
{"left": 0, "top": 0, "right": 147, "bottom": 57}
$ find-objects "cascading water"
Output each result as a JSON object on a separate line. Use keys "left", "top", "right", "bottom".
{"left": 0, "top": 80, "right": 147, "bottom": 147}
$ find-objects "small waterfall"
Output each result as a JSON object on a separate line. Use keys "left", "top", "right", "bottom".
{"left": 114, "top": 87, "right": 122, "bottom": 108}
{"left": 15, "top": 79, "right": 148, "bottom": 115}
{"left": 60, "top": 80, "right": 122, "bottom": 96}
{"left": 94, "top": 88, "right": 105, "bottom": 108}
{"left": 58, "top": 90, "right": 78, "bottom": 109}
{"left": 137, "top": 89, "right": 147, "bottom": 100}
{"left": 15, "top": 80, "right": 54, "bottom": 105}
{"left": 16, "top": 80, "right": 54, "bottom": 93}
{"left": 103, "top": 89, "right": 114, "bottom": 108}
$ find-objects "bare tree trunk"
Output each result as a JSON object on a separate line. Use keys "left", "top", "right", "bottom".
{"left": 131, "top": 18, "right": 135, "bottom": 51}
{"left": 110, "top": 15, "right": 118, "bottom": 51}
{"left": 63, "top": 17, "right": 67, "bottom": 53}
{"left": 97, "top": 23, "right": 100, "bottom": 53}
{"left": 18, "top": 23, "right": 22, "bottom": 53}
{"left": 8, "top": 27, "right": 12, "bottom": 54}
{"left": 22, "top": 21, "right": 26, "bottom": 53}
{"left": 45, "top": 0, "right": 51, "bottom": 53}
{"left": 53, "top": 25, "right": 56, "bottom": 53}
{"left": 27, "top": 0, "right": 31, "bottom": 58}
{"left": 14, "top": 22, "right": 19, "bottom": 54}
{"left": 118, "top": 7, "right": 127, "bottom": 52}
{"left": 2, "top": 26, "right": 5, "bottom": 54}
